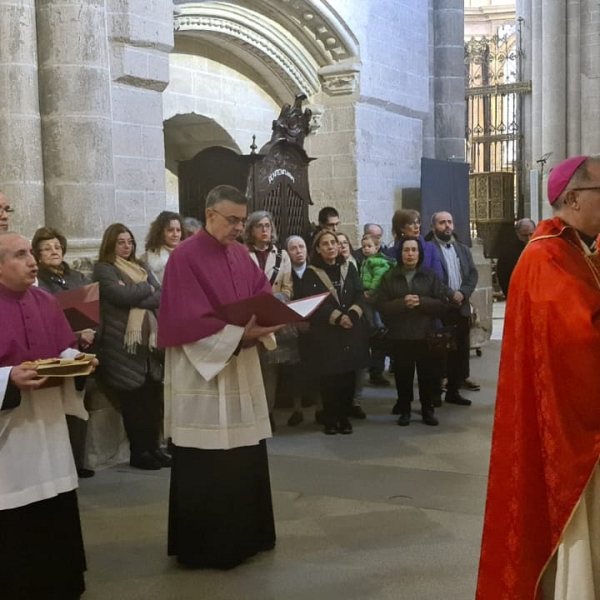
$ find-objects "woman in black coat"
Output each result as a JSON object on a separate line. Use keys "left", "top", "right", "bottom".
{"left": 376, "top": 237, "right": 448, "bottom": 427}
{"left": 297, "top": 230, "right": 369, "bottom": 435}
{"left": 94, "top": 223, "right": 166, "bottom": 470}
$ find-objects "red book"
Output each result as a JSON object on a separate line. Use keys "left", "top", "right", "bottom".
{"left": 53, "top": 282, "right": 100, "bottom": 331}
{"left": 215, "top": 292, "right": 329, "bottom": 327}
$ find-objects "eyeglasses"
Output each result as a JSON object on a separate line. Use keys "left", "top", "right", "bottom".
{"left": 409, "top": 219, "right": 421, "bottom": 226}
{"left": 39, "top": 244, "right": 63, "bottom": 253}
{"left": 211, "top": 208, "right": 247, "bottom": 227}
{"left": 254, "top": 222, "right": 272, "bottom": 230}
{"left": 568, "top": 187, "right": 600, "bottom": 193}
{"left": 0, "top": 206, "right": 14, "bottom": 215}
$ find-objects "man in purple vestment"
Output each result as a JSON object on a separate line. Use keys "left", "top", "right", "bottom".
{"left": 0, "top": 232, "right": 90, "bottom": 599}
{"left": 159, "top": 185, "right": 283, "bottom": 569}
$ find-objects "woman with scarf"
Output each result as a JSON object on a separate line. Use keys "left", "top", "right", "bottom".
{"left": 243, "top": 211, "right": 294, "bottom": 431}
{"left": 141, "top": 211, "right": 185, "bottom": 285}
{"left": 94, "top": 223, "right": 166, "bottom": 470}
{"left": 297, "top": 230, "right": 370, "bottom": 435}
{"left": 32, "top": 226, "right": 96, "bottom": 478}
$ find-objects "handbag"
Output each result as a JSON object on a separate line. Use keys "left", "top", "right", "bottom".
{"left": 369, "top": 327, "right": 390, "bottom": 350}
{"left": 426, "top": 326, "right": 457, "bottom": 353}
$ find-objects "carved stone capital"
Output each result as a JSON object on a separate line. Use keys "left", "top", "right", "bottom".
{"left": 307, "top": 105, "right": 324, "bottom": 133}
{"left": 319, "top": 61, "right": 360, "bottom": 96}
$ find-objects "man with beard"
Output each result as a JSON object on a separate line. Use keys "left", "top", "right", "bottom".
{"left": 430, "top": 211, "right": 479, "bottom": 405}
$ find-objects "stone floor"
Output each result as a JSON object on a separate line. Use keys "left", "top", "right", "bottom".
{"left": 78, "top": 307, "right": 505, "bottom": 600}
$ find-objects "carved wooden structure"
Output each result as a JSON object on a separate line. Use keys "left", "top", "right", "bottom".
{"left": 178, "top": 94, "right": 315, "bottom": 241}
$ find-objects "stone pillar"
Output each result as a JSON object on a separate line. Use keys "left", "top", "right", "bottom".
{"left": 580, "top": 0, "right": 600, "bottom": 153}
{"left": 0, "top": 0, "right": 45, "bottom": 235}
{"left": 432, "top": 0, "right": 465, "bottom": 160}
{"left": 541, "top": 1, "right": 567, "bottom": 164}
{"left": 566, "top": 0, "right": 581, "bottom": 156}
{"left": 516, "top": 2, "right": 533, "bottom": 216}
{"left": 36, "top": 0, "right": 116, "bottom": 248}
{"left": 529, "top": 0, "right": 543, "bottom": 189}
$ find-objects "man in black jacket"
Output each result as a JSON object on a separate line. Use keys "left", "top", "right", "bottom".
{"left": 430, "top": 211, "right": 479, "bottom": 405}
{"left": 495, "top": 218, "right": 536, "bottom": 298}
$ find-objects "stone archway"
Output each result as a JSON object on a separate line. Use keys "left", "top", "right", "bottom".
{"left": 173, "top": 0, "right": 361, "bottom": 103}
{"left": 163, "top": 113, "right": 242, "bottom": 210}
{"left": 167, "top": 0, "right": 363, "bottom": 235}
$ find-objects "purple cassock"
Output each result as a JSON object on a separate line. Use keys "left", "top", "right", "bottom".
{"left": 0, "top": 283, "right": 84, "bottom": 599}
{"left": 158, "top": 229, "right": 272, "bottom": 347}
{"left": 157, "top": 229, "right": 278, "bottom": 570}
{"left": 0, "top": 283, "right": 76, "bottom": 366}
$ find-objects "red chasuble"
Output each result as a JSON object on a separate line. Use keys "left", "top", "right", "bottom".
{"left": 476, "top": 218, "right": 600, "bottom": 599}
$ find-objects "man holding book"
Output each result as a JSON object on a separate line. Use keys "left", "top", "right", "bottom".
{"left": 158, "top": 185, "right": 282, "bottom": 570}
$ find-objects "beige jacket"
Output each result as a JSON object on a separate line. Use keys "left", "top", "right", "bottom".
{"left": 248, "top": 246, "right": 294, "bottom": 301}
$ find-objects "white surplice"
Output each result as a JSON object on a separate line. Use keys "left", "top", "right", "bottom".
{"left": 541, "top": 464, "right": 600, "bottom": 599}
{"left": 164, "top": 324, "right": 272, "bottom": 450}
{"left": 0, "top": 348, "right": 88, "bottom": 510}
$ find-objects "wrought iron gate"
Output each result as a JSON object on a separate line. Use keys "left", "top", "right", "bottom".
{"left": 465, "top": 18, "right": 531, "bottom": 255}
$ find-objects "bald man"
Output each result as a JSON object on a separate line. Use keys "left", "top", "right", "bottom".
{"left": 495, "top": 218, "right": 536, "bottom": 298}
{"left": 0, "top": 190, "right": 12, "bottom": 232}
{"left": 0, "top": 232, "right": 91, "bottom": 599}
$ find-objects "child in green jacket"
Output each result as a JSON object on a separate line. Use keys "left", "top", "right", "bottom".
{"left": 360, "top": 234, "right": 395, "bottom": 330}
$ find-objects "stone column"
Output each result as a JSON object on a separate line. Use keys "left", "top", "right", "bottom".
{"left": 0, "top": 0, "right": 45, "bottom": 235}
{"left": 580, "top": 0, "right": 600, "bottom": 153}
{"left": 36, "top": 0, "right": 116, "bottom": 248}
{"left": 566, "top": 0, "right": 581, "bottom": 156}
{"left": 530, "top": 0, "right": 543, "bottom": 171}
{"left": 432, "top": 0, "right": 465, "bottom": 160}
{"left": 541, "top": 1, "right": 567, "bottom": 164}
{"left": 516, "top": 1, "right": 533, "bottom": 216}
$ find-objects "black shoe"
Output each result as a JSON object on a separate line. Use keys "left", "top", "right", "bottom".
{"left": 445, "top": 393, "right": 472, "bottom": 406}
{"left": 391, "top": 402, "right": 401, "bottom": 415}
{"left": 397, "top": 413, "right": 411, "bottom": 426}
{"left": 369, "top": 374, "right": 390, "bottom": 387}
{"left": 338, "top": 418, "right": 353, "bottom": 434}
{"left": 315, "top": 409, "right": 326, "bottom": 425}
{"left": 287, "top": 410, "right": 304, "bottom": 426}
{"left": 130, "top": 451, "right": 161, "bottom": 470}
{"left": 324, "top": 423, "right": 338, "bottom": 435}
{"left": 269, "top": 412, "right": 277, "bottom": 433}
{"left": 422, "top": 412, "right": 439, "bottom": 426}
{"left": 460, "top": 379, "right": 481, "bottom": 391}
{"left": 152, "top": 448, "right": 172, "bottom": 468}
{"left": 349, "top": 404, "right": 366, "bottom": 419}
{"left": 77, "top": 468, "right": 95, "bottom": 479}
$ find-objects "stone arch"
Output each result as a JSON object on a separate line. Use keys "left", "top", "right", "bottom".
{"left": 173, "top": 0, "right": 361, "bottom": 103}
{"left": 164, "top": 113, "right": 241, "bottom": 174}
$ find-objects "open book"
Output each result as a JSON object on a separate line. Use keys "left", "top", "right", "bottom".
{"left": 215, "top": 292, "right": 329, "bottom": 327}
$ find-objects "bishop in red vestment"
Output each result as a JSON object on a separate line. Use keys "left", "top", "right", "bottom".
{"left": 477, "top": 156, "right": 600, "bottom": 599}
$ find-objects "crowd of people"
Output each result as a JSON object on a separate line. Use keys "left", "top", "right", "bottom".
{"left": 0, "top": 184, "right": 484, "bottom": 598}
